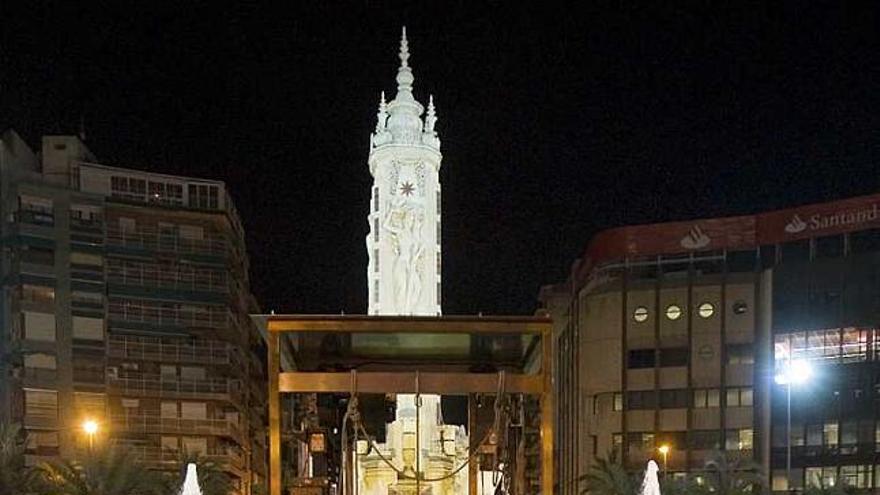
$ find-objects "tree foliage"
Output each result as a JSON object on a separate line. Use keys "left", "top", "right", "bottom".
{"left": 0, "top": 422, "right": 40, "bottom": 495}
{"left": 39, "top": 445, "right": 165, "bottom": 495}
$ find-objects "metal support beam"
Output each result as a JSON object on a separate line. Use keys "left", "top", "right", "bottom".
{"left": 268, "top": 331, "right": 282, "bottom": 495}
{"left": 278, "top": 371, "right": 542, "bottom": 395}
{"left": 541, "top": 327, "right": 555, "bottom": 495}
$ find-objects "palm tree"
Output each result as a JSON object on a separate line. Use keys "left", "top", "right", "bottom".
{"left": 580, "top": 452, "right": 638, "bottom": 495}
{"left": 0, "top": 422, "right": 39, "bottom": 495}
{"left": 696, "top": 451, "right": 764, "bottom": 495}
{"left": 40, "top": 445, "right": 165, "bottom": 495}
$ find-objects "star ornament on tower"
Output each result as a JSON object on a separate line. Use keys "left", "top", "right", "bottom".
{"left": 399, "top": 181, "right": 415, "bottom": 196}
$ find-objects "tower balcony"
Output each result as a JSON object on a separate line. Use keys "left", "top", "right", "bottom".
{"left": 107, "top": 300, "right": 232, "bottom": 331}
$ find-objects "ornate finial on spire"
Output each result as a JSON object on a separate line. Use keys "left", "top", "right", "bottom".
{"left": 394, "top": 26, "right": 415, "bottom": 99}
{"left": 375, "top": 91, "right": 388, "bottom": 133}
{"left": 425, "top": 95, "right": 437, "bottom": 133}
{"left": 399, "top": 26, "right": 409, "bottom": 68}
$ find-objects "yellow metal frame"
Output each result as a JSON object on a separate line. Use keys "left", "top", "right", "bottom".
{"left": 266, "top": 314, "right": 554, "bottom": 495}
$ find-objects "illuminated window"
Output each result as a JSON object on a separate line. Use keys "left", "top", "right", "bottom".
{"left": 697, "top": 302, "right": 715, "bottom": 318}
{"left": 725, "top": 428, "right": 753, "bottom": 450}
{"left": 613, "top": 393, "right": 623, "bottom": 411}
{"left": 694, "top": 388, "right": 720, "bottom": 408}
{"left": 665, "top": 304, "right": 682, "bottom": 321}
{"left": 733, "top": 301, "right": 748, "bottom": 314}
{"left": 633, "top": 306, "right": 649, "bottom": 322}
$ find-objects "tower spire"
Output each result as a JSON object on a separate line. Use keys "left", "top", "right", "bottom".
{"left": 394, "top": 26, "right": 415, "bottom": 102}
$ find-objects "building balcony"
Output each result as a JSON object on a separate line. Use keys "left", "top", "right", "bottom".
{"left": 109, "top": 414, "right": 242, "bottom": 441}
{"left": 107, "top": 373, "right": 243, "bottom": 402}
{"left": 107, "top": 335, "right": 240, "bottom": 366}
{"left": 123, "top": 444, "right": 246, "bottom": 477}
{"left": 21, "top": 367, "right": 58, "bottom": 385}
{"left": 106, "top": 263, "right": 229, "bottom": 295}
{"left": 105, "top": 225, "right": 229, "bottom": 260}
{"left": 107, "top": 300, "right": 232, "bottom": 331}
{"left": 23, "top": 413, "right": 58, "bottom": 429}
{"left": 13, "top": 210, "right": 55, "bottom": 227}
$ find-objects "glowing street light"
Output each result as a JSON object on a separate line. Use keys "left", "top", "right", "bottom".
{"left": 657, "top": 444, "right": 670, "bottom": 479}
{"left": 775, "top": 359, "right": 813, "bottom": 491}
{"left": 82, "top": 419, "right": 99, "bottom": 451}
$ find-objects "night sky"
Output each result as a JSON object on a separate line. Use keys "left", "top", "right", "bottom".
{"left": 1, "top": 2, "right": 878, "bottom": 315}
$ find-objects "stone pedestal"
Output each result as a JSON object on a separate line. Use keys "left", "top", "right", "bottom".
{"left": 387, "top": 479, "right": 432, "bottom": 495}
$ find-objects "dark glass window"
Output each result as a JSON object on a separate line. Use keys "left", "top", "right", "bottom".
{"left": 659, "top": 389, "right": 689, "bottom": 408}
{"left": 850, "top": 229, "right": 880, "bottom": 254}
{"left": 727, "top": 249, "right": 757, "bottom": 273}
{"left": 689, "top": 430, "right": 722, "bottom": 450}
{"left": 815, "top": 235, "right": 844, "bottom": 259}
{"left": 727, "top": 344, "right": 754, "bottom": 364}
{"left": 626, "top": 391, "right": 657, "bottom": 410}
{"left": 628, "top": 349, "right": 656, "bottom": 369}
{"left": 780, "top": 239, "right": 811, "bottom": 262}
{"left": 659, "top": 347, "right": 688, "bottom": 367}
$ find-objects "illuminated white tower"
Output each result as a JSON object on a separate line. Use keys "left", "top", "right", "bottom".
{"left": 367, "top": 27, "right": 442, "bottom": 316}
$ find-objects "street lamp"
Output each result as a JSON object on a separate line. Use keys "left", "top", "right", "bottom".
{"left": 657, "top": 444, "right": 670, "bottom": 479}
{"left": 775, "top": 359, "right": 813, "bottom": 491}
{"left": 82, "top": 419, "right": 99, "bottom": 452}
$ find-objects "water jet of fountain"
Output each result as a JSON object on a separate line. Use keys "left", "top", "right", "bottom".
{"left": 639, "top": 460, "right": 661, "bottom": 495}
{"left": 178, "top": 463, "right": 203, "bottom": 495}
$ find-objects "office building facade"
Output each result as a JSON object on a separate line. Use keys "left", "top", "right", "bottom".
{"left": 541, "top": 192, "right": 880, "bottom": 494}
{"left": 0, "top": 130, "right": 267, "bottom": 493}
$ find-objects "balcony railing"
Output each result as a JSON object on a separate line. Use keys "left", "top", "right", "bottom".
{"left": 106, "top": 225, "right": 228, "bottom": 258}
{"left": 110, "top": 414, "right": 242, "bottom": 440}
{"left": 107, "top": 335, "right": 239, "bottom": 366}
{"left": 123, "top": 444, "right": 246, "bottom": 474}
{"left": 108, "top": 301, "right": 231, "bottom": 330}
{"left": 106, "top": 261, "right": 228, "bottom": 294}
{"left": 107, "top": 373, "right": 242, "bottom": 401}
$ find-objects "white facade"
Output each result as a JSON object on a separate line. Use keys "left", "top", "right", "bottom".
{"left": 366, "top": 27, "right": 442, "bottom": 316}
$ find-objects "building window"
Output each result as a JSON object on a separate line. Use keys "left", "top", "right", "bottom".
{"left": 436, "top": 220, "right": 441, "bottom": 245}
{"left": 373, "top": 280, "right": 379, "bottom": 303}
{"left": 628, "top": 349, "right": 656, "bottom": 369}
{"left": 697, "top": 302, "right": 715, "bottom": 318}
{"left": 436, "top": 282, "right": 441, "bottom": 305}
{"left": 373, "top": 187, "right": 379, "bottom": 212}
{"left": 726, "top": 387, "right": 753, "bottom": 407}
{"left": 725, "top": 428, "right": 753, "bottom": 450}
{"left": 626, "top": 391, "right": 657, "bottom": 410}
{"left": 727, "top": 344, "right": 755, "bottom": 364}
{"left": 633, "top": 306, "right": 649, "bottom": 323}
{"left": 612, "top": 434, "right": 623, "bottom": 457}
{"left": 659, "top": 347, "right": 688, "bottom": 367}
{"left": 665, "top": 304, "right": 682, "bottom": 321}
{"left": 373, "top": 218, "right": 379, "bottom": 242}
{"left": 436, "top": 189, "right": 441, "bottom": 211}
{"left": 187, "top": 184, "right": 219, "bottom": 210}
{"left": 693, "top": 388, "right": 720, "bottom": 408}
{"left": 627, "top": 432, "right": 655, "bottom": 452}
{"left": 659, "top": 389, "right": 689, "bottom": 409}
{"left": 839, "top": 465, "right": 870, "bottom": 489}
{"left": 688, "top": 430, "right": 721, "bottom": 450}
{"left": 436, "top": 253, "right": 441, "bottom": 275}
{"left": 373, "top": 250, "right": 379, "bottom": 272}
{"left": 775, "top": 328, "right": 869, "bottom": 364}
{"left": 824, "top": 421, "right": 839, "bottom": 447}
{"left": 20, "top": 285, "right": 55, "bottom": 305}
{"left": 613, "top": 393, "right": 623, "bottom": 412}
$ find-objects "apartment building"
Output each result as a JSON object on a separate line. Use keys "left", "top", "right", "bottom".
{"left": 0, "top": 129, "right": 267, "bottom": 493}
{"left": 541, "top": 192, "right": 880, "bottom": 494}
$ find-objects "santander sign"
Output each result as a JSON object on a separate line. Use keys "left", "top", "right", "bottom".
{"left": 784, "top": 203, "right": 880, "bottom": 234}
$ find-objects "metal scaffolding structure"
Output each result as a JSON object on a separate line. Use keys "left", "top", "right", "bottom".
{"left": 265, "top": 314, "right": 554, "bottom": 495}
